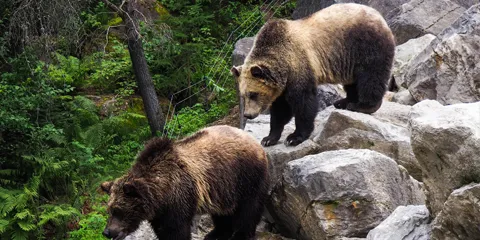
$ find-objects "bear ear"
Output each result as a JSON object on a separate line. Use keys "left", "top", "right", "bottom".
{"left": 250, "top": 65, "right": 275, "bottom": 82}
{"left": 100, "top": 181, "right": 113, "bottom": 195}
{"left": 122, "top": 182, "right": 139, "bottom": 197}
{"left": 230, "top": 66, "right": 241, "bottom": 78}
{"left": 122, "top": 179, "right": 147, "bottom": 198}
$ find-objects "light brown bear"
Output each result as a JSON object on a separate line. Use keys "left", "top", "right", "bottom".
{"left": 100, "top": 125, "right": 269, "bottom": 240}
{"left": 231, "top": 3, "right": 395, "bottom": 147}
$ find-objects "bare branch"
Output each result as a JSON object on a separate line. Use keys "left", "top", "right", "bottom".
{"left": 103, "top": 25, "right": 125, "bottom": 53}
{"left": 101, "top": 0, "right": 123, "bottom": 16}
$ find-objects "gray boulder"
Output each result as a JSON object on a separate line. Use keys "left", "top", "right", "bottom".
{"left": 232, "top": 37, "right": 255, "bottom": 67}
{"left": 292, "top": 0, "right": 409, "bottom": 20}
{"left": 125, "top": 221, "right": 157, "bottom": 240}
{"left": 392, "top": 34, "right": 436, "bottom": 88}
{"left": 269, "top": 149, "right": 425, "bottom": 240}
{"left": 313, "top": 103, "right": 422, "bottom": 180}
{"left": 452, "top": 0, "right": 478, "bottom": 8}
{"left": 388, "top": 0, "right": 465, "bottom": 45}
{"left": 366, "top": 205, "right": 431, "bottom": 240}
{"left": 292, "top": 0, "right": 337, "bottom": 19}
{"left": 392, "top": 90, "right": 417, "bottom": 106}
{"left": 431, "top": 183, "right": 480, "bottom": 240}
{"left": 244, "top": 110, "right": 331, "bottom": 185}
{"left": 405, "top": 4, "right": 480, "bottom": 104}
{"left": 409, "top": 100, "right": 480, "bottom": 216}
{"left": 317, "top": 84, "right": 345, "bottom": 111}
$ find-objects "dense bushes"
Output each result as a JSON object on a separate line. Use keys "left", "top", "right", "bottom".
{"left": 0, "top": 0, "right": 295, "bottom": 239}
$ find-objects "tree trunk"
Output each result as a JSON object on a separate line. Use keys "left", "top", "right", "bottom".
{"left": 103, "top": 0, "right": 165, "bottom": 136}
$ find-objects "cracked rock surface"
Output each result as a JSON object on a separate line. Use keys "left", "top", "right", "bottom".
{"left": 409, "top": 100, "right": 480, "bottom": 216}
{"left": 313, "top": 103, "right": 422, "bottom": 180}
{"left": 388, "top": 0, "right": 465, "bottom": 44}
{"left": 268, "top": 149, "right": 425, "bottom": 240}
{"left": 366, "top": 205, "right": 431, "bottom": 240}
{"left": 388, "top": 0, "right": 466, "bottom": 44}
{"left": 405, "top": 3, "right": 480, "bottom": 104}
{"left": 431, "top": 183, "right": 480, "bottom": 240}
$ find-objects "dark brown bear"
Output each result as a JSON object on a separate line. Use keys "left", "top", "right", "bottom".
{"left": 231, "top": 3, "right": 395, "bottom": 147}
{"left": 100, "top": 125, "right": 269, "bottom": 240}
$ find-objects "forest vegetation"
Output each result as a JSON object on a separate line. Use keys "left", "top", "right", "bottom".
{"left": 0, "top": 0, "right": 295, "bottom": 239}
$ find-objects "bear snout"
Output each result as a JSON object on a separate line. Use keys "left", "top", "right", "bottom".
{"left": 244, "top": 112, "right": 258, "bottom": 119}
{"left": 102, "top": 228, "right": 111, "bottom": 238}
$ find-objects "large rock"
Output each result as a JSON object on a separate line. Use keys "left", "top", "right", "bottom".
{"left": 232, "top": 37, "right": 255, "bottom": 66}
{"left": 405, "top": 4, "right": 480, "bottom": 104}
{"left": 244, "top": 110, "right": 329, "bottom": 185}
{"left": 317, "top": 84, "right": 344, "bottom": 111}
{"left": 392, "top": 90, "right": 417, "bottom": 106}
{"left": 452, "top": 0, "right": 478, "bottom": 8}
{"left": 269, "top": 149, "right": 425, "bottom": 240}
{"left": 313, "top": 102, "right": 422, "bottom": 180}
{"left": 388, "top": 0, "right": 465, "bottom": 45}
{"left": 431, "top": 183, "right": 480, "bottom": 240}
{"left": 292, "top": 0, "right": 337, "bottom": 19}
{"left": 292, "top": 0, "right": 409, "bottom": 20}
{"left": 392, "top": 34, "right": 436, "bottom": 88}
{"left": 244, "top": 88, "right": 342, "bottom": 185}
{"left": 409, "top": 100, "right": 480, "bottom": 216}
{"left": 366, "top": 205, "right": 431, "bottom": 240}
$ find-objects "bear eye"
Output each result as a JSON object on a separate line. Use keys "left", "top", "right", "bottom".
{"left": 110, "top": 207, "right": 123, "bottom": 217}
{"left": 248, "top": 92, "right": 259, "bottom": 101}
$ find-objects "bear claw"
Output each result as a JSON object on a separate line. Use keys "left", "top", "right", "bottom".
{"left": 285, "top": 134, "right": 305, "bottom": 146}
{"left": 333, "top": 98, "right": 349, "bottom": 109}
{"left": 261, "top": 136, "right": 279, "bottom": 147}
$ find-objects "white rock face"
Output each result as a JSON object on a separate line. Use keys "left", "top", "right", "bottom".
{"left": 405, "top": 4, "right": 480, "bottom": 104}
{"left": 232, "top": 37, "right": 255, "bottom": 66}
{"left": 409, "top": 100, "right": 480, "bottom": 216}
{"left": 392, "top": 34, "right": 436, "bottom": 88}
{"left": 268, "top": 149, "right": 425, "bottom": 240}
{"left": 313, "top": 103, "right": 422, "bottom": 180}
{"left": 366, "top": 205, "right": 431, "bottom": 240}
{"left": 392, "top": 90, "right": 417, "bottom": 106}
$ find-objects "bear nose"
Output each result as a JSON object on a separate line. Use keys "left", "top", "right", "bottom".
{"left": 102, "top": 229, "right": 111, "bottom": 238}
{"left": 244, "top": 113, "right": 254, "bottom": 119}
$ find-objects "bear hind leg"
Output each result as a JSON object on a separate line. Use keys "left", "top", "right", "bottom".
{"left": 204, "top": 215, "right": 234, "bottom": 240}
{"left": 347, "top": 69, "right": 388, "bottom": 114}
{"left": 334, "top": 83, "right": 358, "bottom": 110}
{"left": 230, "top": 200, "right": 264, "bottom": 240}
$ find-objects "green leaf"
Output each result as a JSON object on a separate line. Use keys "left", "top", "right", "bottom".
{"left": 0, "top": 219, "right": 10, "bottom": 233}
{"left": 17, "top": 220, "right": 36, "bottom": 231}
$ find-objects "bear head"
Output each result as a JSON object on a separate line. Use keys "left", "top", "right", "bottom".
{"left": 100, "top": 177, "right": 162, "bottom": 240}
{"left": 231, "top": 64, "right": 284, "bottom": 119}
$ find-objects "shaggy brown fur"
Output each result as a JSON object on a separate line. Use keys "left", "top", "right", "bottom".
{"left": 232, "top": 3, "right": 395, "bottom": 147}
{"left": 100, "top": 125, "right": 269, "bottom": 240}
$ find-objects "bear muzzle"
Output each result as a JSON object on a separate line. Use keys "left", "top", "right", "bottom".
{"left": 102, "top": 227, "right": 126, "bottom": 240}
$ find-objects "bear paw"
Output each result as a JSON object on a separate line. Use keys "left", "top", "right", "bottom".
{"left": 346, "top": 101, "right": 382, "bottom": 114}
{"left": 261, "top": 136, "right": 279, "bottom": 147}
{"left": 285, "top": 134, "right": 306, "bottom": 146}
{"left": 333, "top": 98, "right": 349, "bottom": 109}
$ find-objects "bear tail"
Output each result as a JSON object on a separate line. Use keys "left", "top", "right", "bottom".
{"left": 136, "top": 137, "right": 173, "bottom": 166}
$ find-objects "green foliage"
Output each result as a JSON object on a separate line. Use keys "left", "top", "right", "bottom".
{"left": 69, "top": 212, "right": 107, "bottom": 240}
{"left": 69, "top": 195, "right": 108, "bottom": 240}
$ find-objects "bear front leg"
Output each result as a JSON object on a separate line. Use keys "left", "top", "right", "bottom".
{"left": 204, "top": 215, "right": 234, "bottom": 240}
{"left": 286, "top": 90, "right": 318, "bottom": 146}
{"left": 150, "top": 205, "right": 195, "bottom": 240}
{"left": 151, "top": 221, "right": 192, "bottom": 240}
{"left": 261, "top": 95, "right": 293, "bottom": 147}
